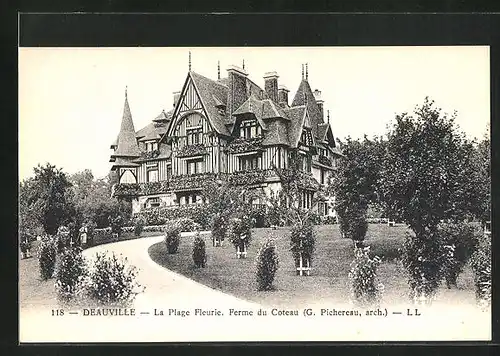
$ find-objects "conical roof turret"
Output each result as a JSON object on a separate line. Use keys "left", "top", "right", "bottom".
{"left": 112, "top": 88, "right": 141, "bottom": 158}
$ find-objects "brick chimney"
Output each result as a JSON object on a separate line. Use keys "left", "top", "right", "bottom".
{"left": 278, "top": 85, "right": 289, "bottom": 108}
{"left": 173, "top": 91, "right": 181, "bottom": 108}
{"left": 227, "top": 65, "right": 249, "bottom": 116}
{"left": 313, "top": 89, "right": 324, "bottom": 121}
{"left": 263, "top": 72, "right": 279, "bottom": 103}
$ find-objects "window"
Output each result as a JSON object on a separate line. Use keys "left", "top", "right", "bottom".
{"left": 318, "top": 202, "right": 328, "bottom": 216}
{"left": 300, "top": 190, "right": 314, "bottom": 209}
{"left": 166, "top": 165, "right": 172, "bottom": 179}
{"left": 147, "top": 169, "right": 158, "bottom": 182}
{"left": 146, "top": 141, "right": 158, "bottom": 152}
{"left": 145, "top": 197, "right": 161, "bottom": 208}
{"left": 186, "top": 159, "right": 204, "bottom": 175}
{"left": 239, "top": 155, "right": 260, "bottom": 171}
{"left": 320, "top": 169, "right": 326, "bottom": 185}
{"left": 178, "top": 192, "right": 201, "bottom": 205}
{"left": 240, "top": 120, "right": 260, "bottom": 139}
{"left": 298, "top": 154, "right": 311, "bottom": 173}
{"left": 186, "top": 127, "right": 203, "bottom": 145}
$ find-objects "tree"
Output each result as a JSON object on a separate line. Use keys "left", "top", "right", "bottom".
{"left": 473, "top": 133, "right": 490, "bottom": 225}
{"left": 329, "top": 136, "right": 385, "bottom": 242}
{"left": 380, "top": 97, "right": 482, "bottom": 299}
{"left": 380, "top": 98, "right": 481, "bottom": 234}
{"left": 26, "top": 163, "right": 75, "bottom": 235}
{"left": 69, "top": 170, "right": 131, "bottom": 229}
{"left": 201, "top": 179, "right": 247, "bottom": 245}
{"left": 19, "top": 177, "right": 44, "bottom": 240}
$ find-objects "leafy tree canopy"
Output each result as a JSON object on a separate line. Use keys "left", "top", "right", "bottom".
{"left": 379, "top": 97, "right": 486, "bottom": 236}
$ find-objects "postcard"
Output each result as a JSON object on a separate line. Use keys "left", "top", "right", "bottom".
{"left": 19, "top": 46, "right": 491, "bottom": 342}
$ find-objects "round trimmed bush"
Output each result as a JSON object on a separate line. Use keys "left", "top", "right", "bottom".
{"left": 290, "top": 221, "right": 316, "bottom": 272}
{"left": 255, "top": 239, "right": 279, "bottom": 291}
{"left": 134, "top": 218, "right": 144, "bottom": 237}
{"left": 348, "top": 247, "right": 383, "bottom": 306}
{"left": 228, "top": 216, "right": 252, "bottom": 250}
{"left": 54, "top": 247, "right": 88, "bottom": 303}
{"left": 38, "top": 235, "right": 57, "bottom": 280}
{"left": 86, "top": 251, "right": 142, "bottom": 306}
{"left": 193, "top": 233, "right": 207, "bottom": 268}
{"left": 164, "top": 222, "right": 181, "bottom": 254}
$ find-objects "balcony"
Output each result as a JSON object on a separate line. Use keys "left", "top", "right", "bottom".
{"left": 224, "top": 136, "right": 263, "bottom": 154}
{"left": 226, "top": 169, "right": 274, "bottom": 186}
{"left": 176, "top": 144, "right": 208, "bottom": 158}
{"left": 140, "top": 149, "right": 161, "bottom": 160}
{"left": 112, "top": 181, "right": 170, "bottom": 198}
{"left": 169, "top": 172, "right": 218, "bottom": 192}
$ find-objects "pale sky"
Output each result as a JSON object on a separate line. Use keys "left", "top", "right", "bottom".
{"left": 19, "top": 46, "right": 490, "bottom": 181}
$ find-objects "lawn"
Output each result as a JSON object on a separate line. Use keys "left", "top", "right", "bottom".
{"left": 148, "top": 224, "right": 477, "bottom": 308}
{"left": 19, "top": 240, "right": 58, "bottom": 311}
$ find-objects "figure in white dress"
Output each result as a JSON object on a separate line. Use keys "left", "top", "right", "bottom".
{"left": 79, "top": 224, "right": 88, "bottom": 245}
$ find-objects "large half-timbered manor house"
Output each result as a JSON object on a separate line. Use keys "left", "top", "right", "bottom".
{"left": 110, "top": 60, "right": 343, "bottom": 216}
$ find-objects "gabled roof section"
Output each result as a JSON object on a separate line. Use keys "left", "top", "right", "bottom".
{"left": 163, "top": 71, "right": 231, "bottom": 141}
{"left": 111, "top": 92, "right": 141, "bottom": 158}
{"left": 291, "top": 79, "right": 324, "bottom": 138}
{"left": 188, "top": 71, "right": 230, "bottom": 135}
{"left": 261, "top": 99, "right": 289, "bottom": 120}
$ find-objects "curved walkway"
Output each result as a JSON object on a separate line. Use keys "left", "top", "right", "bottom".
{"left": 82, "top": 235, "right": 261, "bottom": 310}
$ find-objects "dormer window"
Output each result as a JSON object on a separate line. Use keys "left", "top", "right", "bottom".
{"left": 146, "top": 141, "right": 158, "bottom": 152}
{"left": 240, "top": 119, "right": 260, "bottom": 139}
{"left": 300, "top": 128, "right": 313, "bottom": 146}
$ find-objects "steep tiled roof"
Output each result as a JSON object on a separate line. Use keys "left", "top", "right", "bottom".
{"left": 136, "top": 121, "right": 168, "bottom": 142}
{"left": 291, "top": 79, "right": 324, "bottom": 138}
{"left": 190, "top": 71, "right": 230, "bottom": 136}
{"left": 133, "top": 141, "right": 172, "bottom": 163}
{"left": 110, "top": 157, "right": 140, "bottom": 171}
{"left": 111, "top": 94, "right": 141, "bottom": 158}
{"left": 284, "top": 105, "right": 306, "bottom": 148}
{"left": 262, "top": 118, "right": 290, "bottom": 146}
{"left": 232, "top": 95, "right": 268, "bottom": 130}
{"left": 317, "top": 123, "right": 329, "bottom": 141}
{"left": 153, "top": 109, "right": 172, "bottom": 122}
{"left": 261, "top": 99, "right": 289, "bottom": 120}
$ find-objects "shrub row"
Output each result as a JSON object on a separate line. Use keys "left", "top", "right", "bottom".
{"left": 133, "top": 204, "right": 337, "bottom": 230}
{"left": 37, "top": 235, "right": 143, "bottom": 306}
{"left": 134, "top": 206, "right": 212, "bottom": 230}
{"left": 91, "top": 218, "right": 203, "bottom": 245}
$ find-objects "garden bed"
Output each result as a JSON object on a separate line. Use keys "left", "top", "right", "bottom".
{"left": 148, "top": 224, "right": 477, "bottom": 308}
